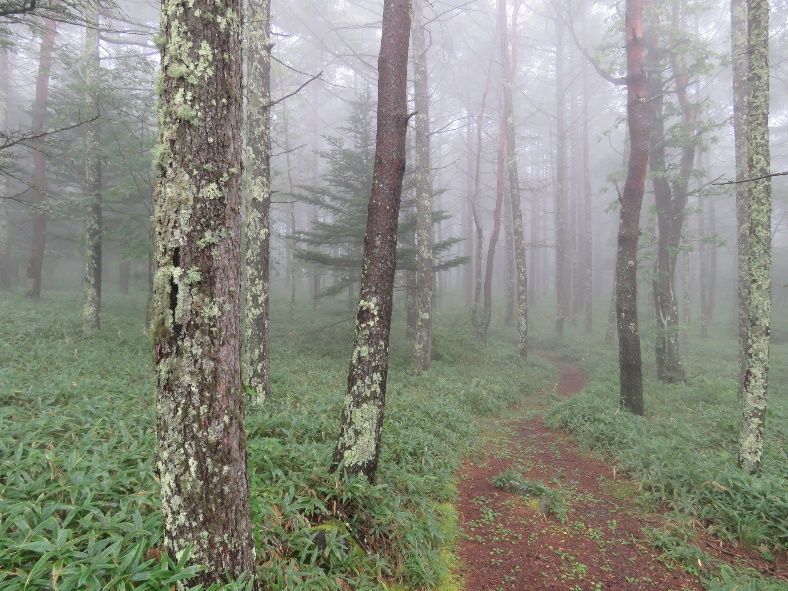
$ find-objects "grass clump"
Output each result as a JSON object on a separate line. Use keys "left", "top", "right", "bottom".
{"left": 490, "top": 469, "right": 568, "bottom": 521}
{"left": 0, "top": 291, "right": 549, "bottom": 590}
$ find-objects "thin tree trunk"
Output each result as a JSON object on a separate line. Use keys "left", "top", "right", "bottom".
{"left": 242, "top": 0, "right": 273, "bottom": 400}
{"left": 0, "top": 45, "right": 11, "bottom": 289}
{"left": 616, "top": 0, "right": 649, "bottom": 416}
{"left": 501, "top": 0, "right": 528, "bottom": 359}
{"left": 332, "top": 0, "right": 411, "bottom": 481}
{"left": 25, "top": 20, "right": 57, "bottom": 299}
{"left": 82, "top": 0, "right": 102, "bottom": 335}
{"left": 119, "top": 260, "right": 131, "bottom": 295}
{"left": 151, "top": 0, "right": 255, "bottom": 585}
{"left": 281, "top": 100, "right": 297, "bottom": 317}
{"left": 738, "top": 0, "right": 772, "bottom": 475}
{"left": 554, "top": 19, "right": 569, "bottom": 337}
{"left": 411, "top": 0, "right": 434, "bottom": 371}
{"left": 582, "top": 62, "right": 593, "bottom": 333}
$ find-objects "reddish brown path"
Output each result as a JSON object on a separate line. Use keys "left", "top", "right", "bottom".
{"left": 455, "top": 355, "right": 703, "bottom": 591}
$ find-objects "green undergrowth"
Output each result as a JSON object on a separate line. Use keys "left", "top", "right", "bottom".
{"left": 533, "top": 310, "right": 787, "bottom": 588}
{"left": 0, "top": 291, "right": 550, "bottom": 590}
{"left": 490, "top": 470, "right": 568, "bottom": 521}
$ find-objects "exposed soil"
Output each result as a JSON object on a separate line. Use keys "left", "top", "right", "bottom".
{"left": 455, "top": 354, "right": 704, "bottom": 591}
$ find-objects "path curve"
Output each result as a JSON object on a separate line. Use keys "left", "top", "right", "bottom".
{"left": 455, "top": 354, "right": 703, "bottom": 591}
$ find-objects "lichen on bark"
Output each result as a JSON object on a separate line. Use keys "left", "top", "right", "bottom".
{"left": 152, "top": 0, "right": 256, "bottom": 586}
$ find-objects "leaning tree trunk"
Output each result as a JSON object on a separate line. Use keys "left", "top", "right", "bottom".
{"left": 554, "top": 18, "right": 569, "bottom": 337}
{"left": 0, "top": 45, "right": 11, "bottom": 289}
{"left": 242, "top": 0, "right": 273, "bottom": 400}
{"left": 151, "top": 0, "right": 256, "bottom": 585}
{"left": 616, "top": 0, "right": 649, "bottom": 416}
{"left": 738, "top": 0, "right": 772, "bottom": 475}
{"left": 500, "top": 0, "right": 528, "bottom": 359}
{"left": 331, "top": 0, "right": 411, "bottom": 481}
{"left": 25, "top": 20, "right": 57, "bottom": 300}
{"left": 82, "top": 0, "right": 102, "bottom": 335}
{"left": 411, "top": 0, "right": 434, "bottom": 372}
{"left": 731, "top": 0, "right": 749, "bottom": 396}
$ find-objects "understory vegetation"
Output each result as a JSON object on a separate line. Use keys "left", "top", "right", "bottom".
{"left": 537, "top": 311, "right": 787, "bottom": 588}
{"left": 0, "top": 292, "right": 551, "bottom": 590}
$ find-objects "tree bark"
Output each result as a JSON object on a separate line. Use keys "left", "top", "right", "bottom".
{"left": 151, "top": 0, "right": 256, "bottom": 585}
{"left": 82, "top": 0, "right": 102, "bottom": 335}
{"left": 500, "top": 0, "right": 528, "bottom": 359}
{"left": 25, "top": 20, "right": 57, "bottom": 300}
{"left": 731, "top": 0, "right": 749, "bottom": 395}
{"left": 331, "top": 0, "right": 411, "bottom": 481}
{"left": 411, "top": 0, "right": 434, "bottom": 372}
{"left": 738, "top": 0, "right": 772, "bottom": 475}
{"left": 242, "top": 0, "right": 273, "bottom": 400}
{"left": 616, "top": 0, "right": 649, "bottom": 416}
{"left": 582, "top": 62, "right": 593, "bottom": 333}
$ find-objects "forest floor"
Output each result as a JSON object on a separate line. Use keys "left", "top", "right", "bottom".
{"left": 454, "top": 354, "right": 785, "bottom": 591}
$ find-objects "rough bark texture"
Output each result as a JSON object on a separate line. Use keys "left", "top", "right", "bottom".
{"left": 242, "top": 0, "right": 272, "bottom": 400}
{"left": 331, "top": 0, "right": 411, "bottom": 481}
{"left": 554, "top": 19, "right": 569, "bottom": 337}
{"left": 0, "top": 45, "right": 11, "bottom": 289}
{"left": 25, "top": 20, "right": 56, "bottom": 300}
{"left": 738, "top": 0, "right": 772, "bottom": 475}
{"left": 82, "top": 0, "right": 102, "bottom": 335}
{"left": 731, "top": 0, "right": 749, "bottom": 394}
{"left": 616, "top": 0, "right": 649, "bottom": 416}
{"left": 411, "top": 0, "right": 433, "bottom": 372}
{"left": 151, "top": 0, "right": 256, "bottom": 585}
{"left": 500, "top": 0, "right": 528, "bottom": 360}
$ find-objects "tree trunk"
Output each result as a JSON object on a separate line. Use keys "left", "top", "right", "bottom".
{"left": 645, "top": 22, "right": 687, "bottom": 384}
{"left": 151, "top": 0, "right": 255, "bottom": 585}
{"left": 82, "top": 0, "right": 102, "bottom": 335}
{"left": 616, "top": 0, "right": 649, "bottom": 416}
{"left": 25, "top": 20, "right": 57, "bottom": 299}
{"left": 582, "top": 63, "right": 593, "bottom": 333}
{"left": 731, "top": 0, "right": 749, "bottom": 395}
{"left": 0, "top": 45, "right": 11, "bottom": 289}
{"left": 554, "top": 19, "right": 569, "bottom": 337}
{"left": 332, "top": 0, "right": 411, "bottom": 481}
{"left": 500, "top": 0, "right": 528, "bottom": 359}
{"left": 242, "top": 0, "right": 273, "bottom": 400}
{"left": 119, "top": 260, "right": 131, "bottom": 295}
{"left": 411, "top": 0, "right": 434, "bottom": 372}
{"left": 282, "top": 101, "right": 297, "bottom": 317}
{"left": 738, "top": 0, "right": 772, "bottom": 475}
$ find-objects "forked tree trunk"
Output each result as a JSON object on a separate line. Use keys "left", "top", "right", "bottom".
{"left": 82, "top": 0, "right": 102, "bottom": 335}
{"left": 151, "top": 0, "right": 255, "bottom": 585}
{"left": 26, "top": 21, "right": 57, "bottom": 299}
{"left": 242, "top": 0, "right": 273, "bottom": 400}
{"left": 411, "top": 0, "right": 434, "bottom": 371}
{"left": 331, "top": 0, "right": 411, "bottom": 481}
{"left": 500, "top": 0, "right": 528, "bottom": 359}
{"left": 616, "top": 0, "right": 649, "bottom": 416}
{"left": 738, "top": 0, "right": 772, "bottom": 475}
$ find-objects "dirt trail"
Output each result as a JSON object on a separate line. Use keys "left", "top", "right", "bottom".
{"left": 455, "top": 354, "right": 703, "bottom": 591}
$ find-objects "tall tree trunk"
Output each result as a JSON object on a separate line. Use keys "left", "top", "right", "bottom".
{"left": 616, "top": 0, "right": 649, "bottom": 416}
{"left": 119, "top": 260, "right": 131, "bottom": 295}
{"left": 738, "top": 0, "right": 772, "bottom": 475}
{"left": 554, "top": 19, "right": 569, "bottom": 337}
{"left": 731, "top": 0, "right": 749, "bottom": 395}
{"left": 0, "top": 44, "right": 11, "bottom": 289}
{"left": 699, "top": 192, "right": 710, "bottom": 338}
{"left": 582, "top": 63, "right": 593, "bottom": 333}
{"left": 500, "top": 0, "right": 528, "bottom": 359}
{"left": 25, "top": 20, "right": 56, "bottom": 299}
{"left": 482, "top": 112, "right": 508, "bottom": 338}
{"left": 281, "top": 100, "right": 297, "bottom": 317}
{"left": 151, "top": 0, "right": 255, "bottom": 585}
{"left": 242, "top": 0, "right": 273, "bottom": 400}
{"left": 332, "top": 0, "right": 411, "bottom": 481}
{"left": 82, "top": 0, "right": 102, "bottom": 335}
{"left": 411, "top": 0, "right": 434, "bottom": 371}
